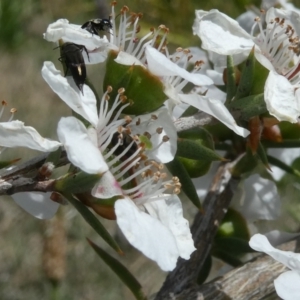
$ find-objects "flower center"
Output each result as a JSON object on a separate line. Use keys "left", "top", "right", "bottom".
{"left": 253, "top": 11, "right": 300, "bottom": 82}
{"left": 96, "top": 87, "right": 179, "bottom": 203}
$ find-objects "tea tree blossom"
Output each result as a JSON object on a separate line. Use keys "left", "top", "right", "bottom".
{"left": 41, "top": 60, "right": 193, "bottom": 270}
{"left": 0, "top": 101, "right": 61, "bottom": 219}
{"left": 43, "top": 5, "right": 249, "bottom": 137}
{"left": 0, "top": 101, "right": 61, "bottom": 152}
{"left": 193, "top": 7, "right": 300, "bottom": 123}
{"left": 249, "top": 233, "right": 300, "bottom": 300}
{"left": 54, "top": 88, "right": 194, "bottom": 271}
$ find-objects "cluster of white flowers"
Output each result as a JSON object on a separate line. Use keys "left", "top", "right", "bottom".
{"left": 2, "top": 0, "right": 300, "bottom": 288}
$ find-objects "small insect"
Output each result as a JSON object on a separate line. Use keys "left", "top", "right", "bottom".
{"left": 81, "top": 18, "right": 112, "bottom": 36}
{"left": 59, "top": 43, "right": 89, "bottom": 94}
{"left": 110, "top": 131, "right": 139, "bottom": 160}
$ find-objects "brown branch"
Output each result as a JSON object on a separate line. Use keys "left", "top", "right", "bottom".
{"left": 165, "top": 237, "right": 300, "bottom": 299}
{"left": 0, "top": 151, "right": 68, "bottom": 195}
{"left": 156, "top": 162, "right": 240, "bottom": 299}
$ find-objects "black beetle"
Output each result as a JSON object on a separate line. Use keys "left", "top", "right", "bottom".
{"left": 59, "top": 43, "right": 89, "bottom": 94}
{"left": 110, "top": 131, "right": 139, "bottom": 160}
{"left": 81, "top": 18, "right": 112, "bottom": 36}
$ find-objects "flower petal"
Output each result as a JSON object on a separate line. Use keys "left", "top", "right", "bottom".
{"left": 114, "top": 51, "right": 144, "bottom": 67}
{"left": 143, "top": 195, "right": 196, "bottom": 260}
{"left": 178, "top": 93, "right": 250, "bottom": 137}
{"left": 249, "top": 234, "right": 300, "bottom": 271}
{"left": 264, "top": 71, "right": 300, "bottom": 123}
{"left": 43, "top": 19, "right": 109, "bottom": 52}
{"left": 274, "top": 271, "right": 300, "bottom": 300}
{"left": 12, "top": 192, "right": 59, "bottom": 219}
{"left": 145, "top": 46, "right": 213, "bottom": 86}
{"left": 57, "top": 117, "right": 108, "bottom": 174}
{"left": 42, "top": 61, "right": 98, "bottom": 126}
{"left": 115, "top": 198, "right": 180, "bottom": 271}
{"left": 193, "top": 10, "right": 253, "bottom": 56}
{"left": 231, "top": 174, "right": 281, "bottom": 220}
{"left": 265, "top": 230, "right": 300, "bottom": 247}
{"left": 0, "top": 120, "right": 61, "bottom": 151}
{"left": 92, "top": 171, "right": 123, "bottom": 199}
{"left": 130, "top": 107, "right": 177, "bottom": 163}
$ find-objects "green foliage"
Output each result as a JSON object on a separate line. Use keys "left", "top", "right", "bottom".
{"left": 87, "top": 239, "right": 147, "bottom": 300}
{"left": 66, "top": 194, "right": 123, "bottom": 254}
{"left": 166, "top": 156, "right": 201, "bottom": 209}
{"left": 104, "top": 51, "right": 166, "bottom": 115}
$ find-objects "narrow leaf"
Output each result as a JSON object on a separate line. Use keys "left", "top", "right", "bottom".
{"left": 229, "top": 93, "right": 267, "bottom": 120}
{"left": 197, "top": 254, "right": 212, "bottom": 285}
{"left": 225, "top": 55, "right": 237, "bottom": 103}
{"left": 177, "top": 139, "right": 225, "bottom": 161}
{"left": 263, "top": 139, "right": 300, "bottom": 148}
{"left": 87, "top": 239, "right": 147, "bottom": 300}
{"left": 212, "top": 249, "right": 243, "bottom": 267}
{"left": 257, "top": 142, "right": 270, "bottom": 170}
{"left": 65, "top": 193, "right": 123, "bottom": 254}
{"left": 166, "top": 157, "right": 201, "bottom": 209}
{"left": 234, "top": 47, "right": 255, "bottom": 100}
{"left": 45, "top": 147, "right": 62, "bottom": 166}
{"left": 214, "top": 237, "right": 254, "bottom": 256}
{"left": 0, "top": 158, "right": 20, "bottom": 169}
{"left": 267, "top": 155, "right": 300, "bottom": 178}
{"left": 55, "top": 171, "right": 101, "bottom": 194}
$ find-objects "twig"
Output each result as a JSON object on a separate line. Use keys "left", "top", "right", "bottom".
{"left": 165, "top": 237, "right": 300, "bottom": 299}
{"left": 174, "top": 112, "right": 213, "bottom": 132}
{"left": 156, "top": 161, "right": 240, "bottom": 299}
{"left": 0, "top": 151, "right": 68, "bottom": 195}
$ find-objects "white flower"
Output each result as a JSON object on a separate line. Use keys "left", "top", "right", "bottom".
{"left": 42, "top": 61, "right": 177, "bottom": 167}
{"left": 109, "top": 7, "right": 248, "bottom": 137}
{"left": 43, "top": 18, "right": 110, "bottom": 64}
{"left": 115, "top": 195, "right": 195, "bottom": 271}
{"left": 42, "top": 61, "right": 194, "bottom": 270}
{"left": 0, "top": 101, "right": 61, "bottom": 152}
{"left": 194, "top": 163, "right": 280, "bottom": 221}
{"left": 231, "top": 174, "right": 281, "bottom": 220}
{"left": 0, "top": 101, "right": 61, "bottom": 219}
{"left": 249, "top": 233, "right": 300, "bottom": 300}
{"left": 193, "top": 8, "right": 300, "bottom": 123}
{"left": 43, "top": 5, "right": 249, "bottom": 137}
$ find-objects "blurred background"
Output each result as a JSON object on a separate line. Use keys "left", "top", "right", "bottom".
{"left": 1, "top": 0, "right": 300, "bottom": 299}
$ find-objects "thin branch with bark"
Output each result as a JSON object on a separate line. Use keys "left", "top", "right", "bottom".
{"left": 156, "top": 161, "right": 241, "bottom": 299}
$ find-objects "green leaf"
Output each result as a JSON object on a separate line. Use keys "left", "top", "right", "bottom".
{"left": 231, "top": 148, "right": 258, "bottom": 177}
{"left": 87, "top": 239, "right": 147, "bottom": 300}
{"left": 250, "top": 54, "right": 269, "bottom": 95}
{"left": 267, "top": 155, "right": 300, "bottom": 178}
{"left": 256, "top": 142, "right": 270, "bottom": 170}
{"left": 45, "top": 147, "right": 62, "bottom": 166}
{"left": 166, "top": 157, "right": 201, "bottom": 209}
{"left": 225, "top": 55, "right": 237, "bottom": 103}
{"left": 104, "top": 50, "right": 166, "bottom": 115}
{"left": 197, "top": 254, "right": 212, "bottom": 285}
{"left": 0, "top": 158, "right": 20, "bottom": 169}
{"left": 212, "top": 249, "right": 243, "bottom": 267}
{"left": 229, "top": 93, "right": 267, "bottom": 120}
{"left": 216, "top": 208, "right": 250, "bottom": 240}
{"left": 181, "top": 105, "right": 199, "bottom": 117}
{"left": 279, "top": 122, "right": 300, "bottom": 139}
{"left": 213, "top": 237, "right": 254, "bottom": 256}
{"left": 65, "top": 194, "right": 123, "bottom": 254}
{"left": 177, "top": 139, "right": 225, "bottom": 162}
{"left": 54, "top": 171, "right": 102, "bottom": 194}
{"left": 262, "top": 139, "right": 300, "bottom": 148}
{"left": 234, "top": 48, "right": 255, "bottom": 100}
